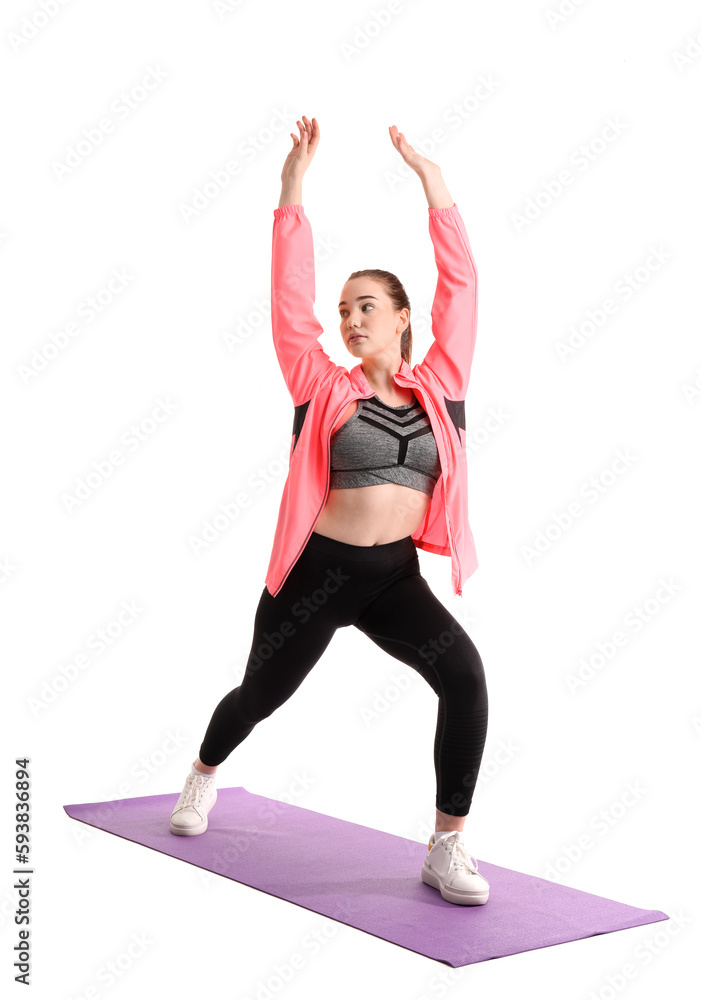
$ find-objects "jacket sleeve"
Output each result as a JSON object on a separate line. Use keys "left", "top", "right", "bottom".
{"left": 271, "top": 204, "right": 336, "bottom": 406}
{"left": 419, "top": 203, "right": 478, "bottom": 400}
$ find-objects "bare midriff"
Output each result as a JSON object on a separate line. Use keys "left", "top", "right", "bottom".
{"left": 313, "top": 389, "right": 433, "bottom": 546}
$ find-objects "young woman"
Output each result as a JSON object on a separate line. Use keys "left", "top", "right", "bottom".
{"left": 170, "top": 116, "right": 490, "bottom": 906}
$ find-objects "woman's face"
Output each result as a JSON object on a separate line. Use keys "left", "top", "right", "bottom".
{"left": 338, "top": 277, "right": 408, "bottom": 358}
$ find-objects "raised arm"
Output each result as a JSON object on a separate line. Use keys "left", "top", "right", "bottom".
{"left": 272, "top": 116, "right": 335, "bottom": 406}
{"left": 388, "top": 126, "right": 478, "bottom": 400}
{"left": 422, "top": 202, "right": 478, "bottom": 399}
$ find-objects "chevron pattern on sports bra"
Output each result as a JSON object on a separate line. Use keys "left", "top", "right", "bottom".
{"left": 329, "top": 394, "right": 442, "bottom": 497}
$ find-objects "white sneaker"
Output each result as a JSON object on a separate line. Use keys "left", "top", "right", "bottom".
{"left": 421, "top": 831, "right": 490, "bottom": 905}
{"left": 170, "top": 771, "right": 217, "bottom": 836}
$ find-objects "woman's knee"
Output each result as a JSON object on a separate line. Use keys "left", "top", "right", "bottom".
{"left": 238, "top": 667, "right": 306, "bottom": 724}
{"left": 430, "top": 635, "right": 486, "bottom": 698}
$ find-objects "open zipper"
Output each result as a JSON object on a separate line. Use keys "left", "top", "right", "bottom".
{"left": 398, "top": 377, "right": 462, "bottom": 587}
{"left": 272, "top": 389, "right": 377, "bottom": 597}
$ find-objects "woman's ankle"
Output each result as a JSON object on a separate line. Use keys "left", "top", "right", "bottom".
{"left": 193, "top": 757, "right": 217, "bottom": 775}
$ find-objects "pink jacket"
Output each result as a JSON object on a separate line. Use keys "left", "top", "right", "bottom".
{"left": 264, "top": 201, "right": 479, "bottom": 598}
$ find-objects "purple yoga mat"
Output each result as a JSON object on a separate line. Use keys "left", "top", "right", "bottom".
{"left": 64, "top": 785, "right": 669, "bottom": 967}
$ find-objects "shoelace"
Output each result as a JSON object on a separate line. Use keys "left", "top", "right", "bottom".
{"left": 177, "top": 773, "right": 213, "bottom": 810}
{"left": 438, "top": 833, "right": 479, "bottom": 874}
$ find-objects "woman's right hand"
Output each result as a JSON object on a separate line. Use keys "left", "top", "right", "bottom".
{"left": 281, "top": 116, "right": 320, "bottom": 184}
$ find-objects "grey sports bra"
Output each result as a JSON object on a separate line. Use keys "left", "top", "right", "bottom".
{"left": 330, "top": 392, "right": 441, "bottom": 498}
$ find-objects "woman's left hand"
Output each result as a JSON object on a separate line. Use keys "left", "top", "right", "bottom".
{"left": 388, "top": 125, "right": 440, "bottom": 176}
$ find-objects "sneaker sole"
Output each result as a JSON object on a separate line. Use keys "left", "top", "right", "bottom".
{"left": 170, "top": 816, "right": 208, "bottom": 836}
{"left": 421, "top": 862, "right": 489, "bottom": 905}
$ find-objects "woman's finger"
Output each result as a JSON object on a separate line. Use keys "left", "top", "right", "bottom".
{"left": 302, "top": 116, "right": 320, "bottom": 152}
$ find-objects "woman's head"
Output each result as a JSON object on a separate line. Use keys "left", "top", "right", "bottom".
{"left": 338, "top": 270, "right": 412, "bottom": 366}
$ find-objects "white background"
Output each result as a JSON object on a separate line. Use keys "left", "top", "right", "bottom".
{"left": 2, "top": 0, "right": 700, "bottom": 997}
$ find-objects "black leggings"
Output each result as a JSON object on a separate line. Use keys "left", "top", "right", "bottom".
{"left": 198, "top": 530, "right": 488, "bottom": 817}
